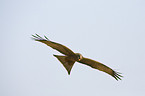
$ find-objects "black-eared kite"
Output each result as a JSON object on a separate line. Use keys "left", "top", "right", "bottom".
{"left": 32, "top": 34, "right": 122, "bottom": 80}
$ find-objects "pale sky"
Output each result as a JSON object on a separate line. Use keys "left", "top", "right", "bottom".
{"left": 0, "top": 0, "right": 145, "bottom": 96}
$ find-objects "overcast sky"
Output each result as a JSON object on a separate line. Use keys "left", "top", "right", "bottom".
{"left": 0, "top": 0, "right": 145, "bottom": 96}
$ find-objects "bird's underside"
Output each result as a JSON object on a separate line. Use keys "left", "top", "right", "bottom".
{"left": 32, "top": 34, "right": 123, "bottom": 81}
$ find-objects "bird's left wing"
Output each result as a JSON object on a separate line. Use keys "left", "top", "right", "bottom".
{"left": 78, "top": 57, "right": 122, "bottom": 80}
{"left": 32, "top": 34, "right": 76, "bottom": 57}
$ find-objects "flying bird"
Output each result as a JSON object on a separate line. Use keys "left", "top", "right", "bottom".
{"left": 32, "top": 34, "right": 122, "bottom": 80}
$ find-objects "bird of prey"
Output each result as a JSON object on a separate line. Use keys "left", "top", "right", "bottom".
{"left": 32, "top": 34, "right": 122, "bottom": 80}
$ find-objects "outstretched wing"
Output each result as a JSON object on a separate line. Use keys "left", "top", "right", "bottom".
{"left": 32, "top": 34, "right": 76, "bottom": 57}
{"left": 78, "top": 57, "right": 122, "bottom": 80}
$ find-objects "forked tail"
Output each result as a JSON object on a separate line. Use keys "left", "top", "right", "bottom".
{"left": 53, "top": 55, "right": 75, "bottom": 75}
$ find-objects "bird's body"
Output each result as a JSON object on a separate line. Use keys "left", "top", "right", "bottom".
{"left": 32, "top": 34, "right": 123, "bottom": 80}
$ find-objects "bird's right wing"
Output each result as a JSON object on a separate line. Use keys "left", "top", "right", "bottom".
{"left": 78, "top": 57, "right": 122, "bottom": 80}
{"left": 32, "top": 34, "right": 76, "bottom": 57}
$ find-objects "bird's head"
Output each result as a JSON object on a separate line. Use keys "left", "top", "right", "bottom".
{"left": 75, "top": 53, "right": 83, "bottom": 61}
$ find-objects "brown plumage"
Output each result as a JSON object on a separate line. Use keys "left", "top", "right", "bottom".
{"left": 32, "top": 34, "right": 123, "bottom": 80}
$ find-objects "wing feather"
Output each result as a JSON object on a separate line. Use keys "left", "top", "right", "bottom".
{"left": 32, "top": 34, "right": 76, "bottom": 57}
{"left": 78, "top": 57, "right": 123, "bottom": 80}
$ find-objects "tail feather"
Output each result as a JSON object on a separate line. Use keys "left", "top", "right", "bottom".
{"left": 53, "top": 55, "right": 75, "bottom": 75}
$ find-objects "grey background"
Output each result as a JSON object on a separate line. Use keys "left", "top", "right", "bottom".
{"left": 0, "top": 0, "right": 145, "bottom": 96}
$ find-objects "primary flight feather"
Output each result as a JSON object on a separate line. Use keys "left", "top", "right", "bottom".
{"left": 32, "top": 34, "right": 123, "bottom": 80}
